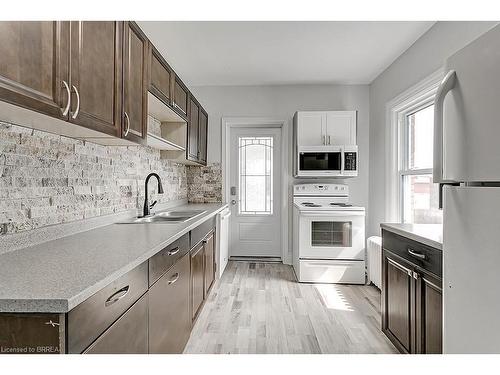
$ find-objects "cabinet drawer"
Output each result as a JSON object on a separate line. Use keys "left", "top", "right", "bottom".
{"left": 149, "top": 233, "right": 189, "bottom": 285}
{"left": 67, "top": 261, "right": 148, "bottom": 353}
{"left": 83, "top": 293, "right": 148, "bottom": 354}
{"left": 382, "top": 230, "right": 442, "bottom": 278}
{"left": 191, "top": 217, "right": 216, "bottom": 248}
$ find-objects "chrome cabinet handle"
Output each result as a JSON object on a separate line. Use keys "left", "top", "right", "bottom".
{"left": 328, "top": 135, "right": 331, "bottom": 145}
{"left": 105, "top": 286, "right": 129, "bottom": 307}
{"left": 71, "top": 85, "right": 80, "bottom": 119}
{"left": 61, "top": 80, "right": 71, "bottom": 116}
{"left": 123, "top": 111, "right": 130, "bottom": 137}
{"left": 167, "top": 247, "right": 180, "bottom": 256}
{"left": 322, "top": 135, "right": 326, "bottom": 145}
{"left": 413, "top": 271, "right": 420, "bottom": 280}
{"left": 408, "top": 248, "right": 427, "bottom": 260}
{"left": 167, "top": 272, "right": 179, "bottom": 285}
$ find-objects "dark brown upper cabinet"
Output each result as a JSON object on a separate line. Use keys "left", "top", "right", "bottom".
{"left": 198, "top": 108, "right": 208, "bottom": 165}
{"left": 173, "top": 76, "right": 189, "bottom": 120}
{"left": 148, "top": 43, "right": 173, "bottom": 106}
{"left": 122, "top": 21, "right": 148, "bottom": 144}
{"left": 187, "top": 96, "right": 199, "bottom": 162}
{"left": 0, "top": 21, "right": 69, "bottom": 120}
{"left": 69, "top": 21, "right": 123, "bottom": 137}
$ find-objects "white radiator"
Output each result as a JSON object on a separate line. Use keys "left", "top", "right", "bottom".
{"left": 367, "top": 236, "right": 382, "bottom": 289}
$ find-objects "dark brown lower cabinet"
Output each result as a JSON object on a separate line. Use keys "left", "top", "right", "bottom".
{"left": 191, "top": 228, "right": 217, "bottom": 322}
{"left": 191, "top": 242, "right": 205, "bottom": 320}
{"left": 84, "top": 293, "right": 148, "bottom": 354}
{"left": 381, "top": 229, "right": 442, "bottom": 354}
{"left": 204, "top": 231, "right": 215, "bottom": 294}
{"left": 0, "top": 313, "right": 64, "bottom": 354}
{"left": 383, "top": 254, "right": 414, "bottom": 353}
{"left": 149, "top": 252, "right": 191, "bottom": 354}
{"left": 0, "top": 221, "right": 218, "bottom": 355}
{"left": 415, "top": 271, "right": 443, "bottom": 354}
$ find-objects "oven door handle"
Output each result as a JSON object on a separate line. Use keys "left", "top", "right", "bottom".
{"left": 297, "top": 210, "right": 365, "bottom": 217}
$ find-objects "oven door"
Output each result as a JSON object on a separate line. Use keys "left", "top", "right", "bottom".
{"left": 297, "top": 147, "right": 342, "bottom": 177}
{"left": 298, "top": 211, "right": 365, "bottom": 260}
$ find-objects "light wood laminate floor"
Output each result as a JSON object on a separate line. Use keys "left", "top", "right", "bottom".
{"left": 184, "top": 261, "right": 397, "bottom": 354}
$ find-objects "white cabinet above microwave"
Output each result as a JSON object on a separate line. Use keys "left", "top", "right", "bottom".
{"left": 294, "top": 111, "right": 357, "bottom": 146}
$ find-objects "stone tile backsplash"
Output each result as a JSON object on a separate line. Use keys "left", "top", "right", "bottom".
{"left": 187, "top": 163, "right": 223, "bottom": 203}
{"left": 0, "top": 122, "right": 189, "bottom": 235}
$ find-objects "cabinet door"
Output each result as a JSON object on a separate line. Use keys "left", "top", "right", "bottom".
{"left": 173, "top": 76, "right": 188, "bottom": 118}
{"left": 325, "top": 111, "right": 356, "bottom": 145}
{"left": 84, "top": 293, "right": 148, "bottom": 354}
{"left": 382, "top": 251, "right": 414, "bottom": 353}
{"left": 69, "top": 21, "right": 122, "bottom": 137}
{"left": 296, "top": 112, "right": 326, "bottom": 146}
{"left": 204, "top": 231, "right": 215, "bottom": 294}
{"left": 122, "top": 21, "right": 148, "bottom": 144}
{"left": 415, "top": 271, "right": 442, "bottom": 354}
{"left": 149, "top": 44, "right": 172, "bottom": 105}
{"left": 191, "top": 243, "right": 205, "bottom": 320}
{"left": 0, "top": 21, "right": 69, "bottom": 119}
{"left": 149, "top": 253, "right": 191, "bottom": 354}
{"left": 198, "top": 108, "right": 208, "bottom": 165}
{"left": 188, "top": 97, "right": 200, "bottom": 161}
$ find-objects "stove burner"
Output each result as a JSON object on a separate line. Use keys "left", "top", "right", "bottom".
{"left": 302, "top": 202, "right": 322, "bottom": 207}
{"left": 330, "top": 203, "right": 353, "bottom": 207}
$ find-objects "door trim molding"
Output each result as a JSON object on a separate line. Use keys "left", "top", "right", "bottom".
{"left": 222, "top": 117, "right": 290, "bottom": 264}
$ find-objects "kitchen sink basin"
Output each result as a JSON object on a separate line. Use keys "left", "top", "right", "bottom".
{"left": 156, "top": 210, "right": 205, "bottom": 218}
{"left": 117, "top": 210, "right": 206, "bottom": 224}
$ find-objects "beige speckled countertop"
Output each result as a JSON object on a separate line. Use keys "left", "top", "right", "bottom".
{"left": 381, "top": 223, "right": 442, "bottom": 250}
{"left": 0, "top": 203, "right": 228, "bottom": 313}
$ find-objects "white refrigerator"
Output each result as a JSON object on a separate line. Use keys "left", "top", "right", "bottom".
{"left": 435, "top": 23, "right": 500, "bottom": 353}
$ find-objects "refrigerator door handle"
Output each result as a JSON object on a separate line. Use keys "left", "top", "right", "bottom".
{"left": 439, "top": 182, "right": 460, "bottom": 209}
{"left": 433, "top": 70, "right": 457, "bottom": 184}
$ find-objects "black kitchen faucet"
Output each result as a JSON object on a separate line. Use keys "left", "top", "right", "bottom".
{"left": 143, "top": 173, "right": 164, "bottom": 217}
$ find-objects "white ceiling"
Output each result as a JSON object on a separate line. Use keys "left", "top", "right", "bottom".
{"left": 138, "top": 21, "right": 435, "bottom": 86}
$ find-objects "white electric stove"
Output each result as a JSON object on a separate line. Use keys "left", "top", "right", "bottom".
{"left": 292, "top": 183, "right": 366, "bottom": 284}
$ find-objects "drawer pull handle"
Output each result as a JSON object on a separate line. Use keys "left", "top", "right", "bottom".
{"left": 168, "top": 273, "right": 180, "bottom": 285}
{"left": 408, "top": 248, "right": 426, "bottom": 260}
{"left": 105, "top": 286, "right": 130, "bottom": 307}
{"left": 167, "top": 247, "right": 180, "bottom": 256}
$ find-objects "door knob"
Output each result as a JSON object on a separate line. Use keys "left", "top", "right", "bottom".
{"left": 231, "top": 200, "right": 236, "bottom": 205}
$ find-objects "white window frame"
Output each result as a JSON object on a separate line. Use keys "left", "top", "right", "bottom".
{"left": 385, "top": 70, "right": 444, "bottom": 223}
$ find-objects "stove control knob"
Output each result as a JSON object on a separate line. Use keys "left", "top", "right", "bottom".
{"left": 335, "top": 186, "right": 338, "bottom": 190}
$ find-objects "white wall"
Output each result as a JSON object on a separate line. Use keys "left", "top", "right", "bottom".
{"left": 190, "top": 84, "right": 370, "bottom": 210}
{"left": 368, "top": 21, "right": 498, "bottom": 237}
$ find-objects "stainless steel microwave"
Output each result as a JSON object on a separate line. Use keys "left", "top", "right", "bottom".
{"left": 295, "top": 145, "right": 358, "bottom": 177}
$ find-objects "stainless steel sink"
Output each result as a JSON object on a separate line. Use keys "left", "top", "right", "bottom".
{"left": 156, "top": 210, "right": 205, "bottom": 218}
{"left": 117, "top": 209, "right": 206, "bottom": 224}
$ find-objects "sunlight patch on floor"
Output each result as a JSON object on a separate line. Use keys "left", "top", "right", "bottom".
{"left": 314, "top": 284, "right": 354, "bottom": 312}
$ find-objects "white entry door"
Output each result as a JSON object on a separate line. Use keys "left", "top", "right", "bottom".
{"left": 229, "top": 127, "right": 282, "bottom": 258}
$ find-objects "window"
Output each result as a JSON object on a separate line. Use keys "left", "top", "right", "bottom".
{"left": 399, "top": 104, "right": 442, "bottom": 224}
{"left": 238, "top": 136, "right": 273, "bottom": 215}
